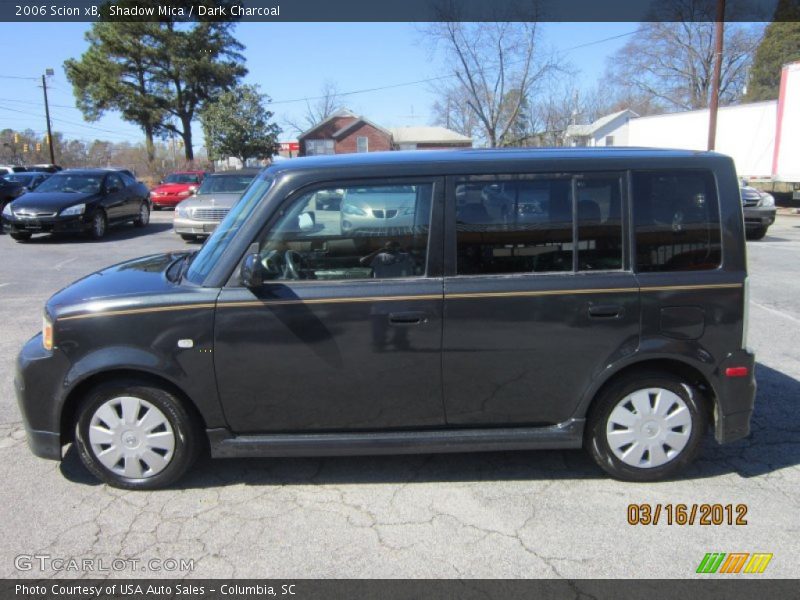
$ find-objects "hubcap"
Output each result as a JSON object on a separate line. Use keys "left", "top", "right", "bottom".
{"left": 140, "top": 204, "right": 149, "bottom": 224}
{"left": 606, "top": 387, "right": 692, "bottom": 469}
{"left": 94, "top": 214, "right": 105, "bottom": 236}
{"left": 88, "top": 396, "right": 175, "bottom": 479}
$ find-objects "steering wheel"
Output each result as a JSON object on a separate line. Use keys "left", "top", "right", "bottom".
{"left": 284, "top": 249, "right": 305, "bottom": 279}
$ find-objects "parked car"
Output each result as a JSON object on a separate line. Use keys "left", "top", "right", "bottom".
{"left": 0, "top": 165, "right": 27, "bottom": 176}
{"left": 150, "top": 171, "right": 206, "bottom": 210}
{"left": 3, "top": 171, "right": 51, "bottom": 191}
{"left": 28, "top": 164, "right": 63, "bottom": 173}
{"left": 0, "top": 177, "right": 28, "bottom": 222}
{"left": 740, "top": 179, "right": 776, "bottom": 240}
{"left": 1, "top": 168, "right": 150, "bottom": 241}
{"left": 15, "top": 149, "right": 755, "bottom": 489}
{"left": 173, "top": 169, "right": 259, "bottom": 241}
{"left": 340, "top": 185, "right": 418, "bottom": 234}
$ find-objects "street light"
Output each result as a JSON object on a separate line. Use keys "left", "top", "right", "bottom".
{"left": 42, "top": 68, "right": 55, "bottom": 164}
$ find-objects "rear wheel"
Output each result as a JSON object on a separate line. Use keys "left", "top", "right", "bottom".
{"left": 133, "top": 202, "right": 150, "bottom": 227}
{"left": 746, "top": 227, "right": 767, "bottom": 240}
{"left": 74, "top": 379, "right": 201, "bottom": 490}
{"left": 10, "top": 232, "right": 31, "bottom": 242}
{"left": 586, "top": 371, "right": 707, "bottom": 481}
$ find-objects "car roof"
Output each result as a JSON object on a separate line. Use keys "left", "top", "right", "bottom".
{"left": 267, "top": 147, "right": 729, "bottom": 176}
{"left": 58, "top": 169, "right": 112, "bottom": 176}
{"left": 206, "top": 169, "right": 261, "bottom": 176}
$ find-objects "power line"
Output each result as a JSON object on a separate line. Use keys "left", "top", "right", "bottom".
{"left": 268, "top": 29, "right": 637, "bottom": 106}
{"left": 0, "top": 105, "right": 135, "bottom": 140}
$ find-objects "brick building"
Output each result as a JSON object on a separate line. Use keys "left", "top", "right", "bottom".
{"left": 297, "top": 109, "right": 472, "bottom": 156}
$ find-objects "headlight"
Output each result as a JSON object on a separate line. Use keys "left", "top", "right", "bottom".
{"left": 176, "top": 205, "right": 190, "bottom": 218}
{"left": 2, "top": 202, "right": 12, "bottom": 217}
{"left": 42, "top": 314, "right": 53, "bottom": 351}
{"left": 758, "top": 193, "right": 775, "bottom": 208}
{"left": 60, "top": 203, "right": 86, "bottom": 216}
{"left": 342, "top": 203, "right": 366, "bottom": 216}
{"left": 178, "top": 190, "right": 192, "bottom": 196}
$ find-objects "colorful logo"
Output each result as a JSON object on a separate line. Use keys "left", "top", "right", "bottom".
{"left": 696, "top": 552, "right": 773, "bottom": 574}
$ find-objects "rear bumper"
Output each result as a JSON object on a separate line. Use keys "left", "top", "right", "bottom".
{"left": 713, "top": 349, "right": 757, "bottom": 444}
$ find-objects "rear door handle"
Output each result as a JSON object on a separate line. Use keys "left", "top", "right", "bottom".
{"left": 588, "top": 304, "right": 623, "bottom": 319}
{"left": 389, "top": 311, "right": 429, "bottom": 325}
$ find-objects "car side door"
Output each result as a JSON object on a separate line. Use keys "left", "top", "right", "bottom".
{"left": 213, "top": 178, "right": 447, "bottom": 433}
{"left": 101, "top": 173, "right": 128, "bottom": 222}
{"left": 441, "top": 172, "right": 641, "bottom": 427}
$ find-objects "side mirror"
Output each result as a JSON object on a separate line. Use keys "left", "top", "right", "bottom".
{"left": 240, "top": 253, "right": 265, "bottom": 288}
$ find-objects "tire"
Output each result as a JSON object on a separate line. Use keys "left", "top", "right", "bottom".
{"left": 133, "top": 202, "right": 150, "bottom": 228}
{"left": 74, "top": 379, "right": 201, "bottom": 490}
{"left": 180, "top": 234, "right": 198, "bottom": 242}
{"left": 585, "top": 371, "right": 708, "bottom": 482}
{"left": 746, "top": 227, "right": 767, "bottom": 240}
{"left": 88, "top": 210, "right": 107, "bottom": 240}
{"left": 10, "top": 232, "right": 31, "bottom": 242}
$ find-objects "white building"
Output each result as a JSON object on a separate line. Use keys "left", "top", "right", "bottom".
{"left": 564, "top": 109, "right": 639, "bottom": 147}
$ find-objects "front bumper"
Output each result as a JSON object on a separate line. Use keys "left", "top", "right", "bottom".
{"left": 174, "top": 216, "right": 219, "bottom": 236}
{"left": 152, "top": 194, "right": 191, "bottom": 207}
{"left": 2, "top": 213, "right": 90, "bottom": 234}
{"left": 15, "top": 333, "right": 72, "bottom": 461}
{"left": 743, "top": 206, "right": 776, "bottom": 229}
{"left": 713, "top": 349, "right": 757, "bottom": 444}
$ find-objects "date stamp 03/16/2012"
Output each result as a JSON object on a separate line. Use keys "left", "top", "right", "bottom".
{"left": 627, "top": 503, "right": 749, "bottom": 526}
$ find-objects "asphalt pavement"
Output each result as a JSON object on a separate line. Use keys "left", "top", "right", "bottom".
{"left": 0, "top": 211, "right": 798, "bottom": 579}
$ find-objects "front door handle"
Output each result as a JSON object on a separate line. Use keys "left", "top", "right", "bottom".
{"left": 389, "top": 311, "right": 429, "bottom": 325}
{"left": 588, "top": 304, "right": 623, "bottom": 319}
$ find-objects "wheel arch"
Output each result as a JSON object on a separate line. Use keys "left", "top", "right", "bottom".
{"left": 60, "top": 368, "right": 207, "bottom": 445}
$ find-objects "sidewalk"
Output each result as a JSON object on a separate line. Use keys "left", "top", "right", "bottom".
{"left": 776, "top": 206, "right": 800, "bottom": 216}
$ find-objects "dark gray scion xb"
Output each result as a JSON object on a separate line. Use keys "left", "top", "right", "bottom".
{"left": 16, "top": 149, "right": 756, "bottom": 489}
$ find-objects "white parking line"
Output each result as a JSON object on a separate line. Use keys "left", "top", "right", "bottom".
{"left": 54, "top": 257, "right": 77, "bottom": 270}
{"left": 751, "top": 300, "right": 800, "bottom": 325}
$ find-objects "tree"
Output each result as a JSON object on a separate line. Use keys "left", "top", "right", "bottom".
{"left": 606, "top": 19, "right": 761, "bottom": 112}
{"left": 148, "top": 20, "right": 247, "bottom": 160}
{"left": 423, "top": 8, "right": 561, "bottom": 147}
{"left": 65, "top": 22, "right": 165, "bottom": 163}
{"left": 285, "top": 80, "right": 344, "bottom": 134}
{"left": 201, "top": 85, "right": 282, "bottom": 162}
{"left": 65, "top": 5, "right": 247, "bottom": 162}
{"left": 430, "top": 87, "right": 479, "bottom": 139}
{"left": 745, "top": 0, "right": 800, "bottom": 101}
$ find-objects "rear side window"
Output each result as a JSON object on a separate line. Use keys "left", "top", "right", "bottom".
{"left": 454, "top": 174, "right": 623, "bottom": 275}
{"left": 633, "top": 171, "right": 721, "bottom": 272}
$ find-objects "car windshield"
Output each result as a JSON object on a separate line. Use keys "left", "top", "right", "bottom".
{"left": 198, "top": 174, "right": 256, "bottom": 195}
{"left": 34, "top": 173, "right": 102, "bottom": 194}
{"left": 184, "top": 173, "right": 275, "bottom": 285}
{"left": 165, "top": 173, "right": 201, "bottom": 184}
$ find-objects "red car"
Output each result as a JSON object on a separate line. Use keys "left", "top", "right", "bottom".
{"left": 150, "top": 171, "right": 206, "bottom": 209}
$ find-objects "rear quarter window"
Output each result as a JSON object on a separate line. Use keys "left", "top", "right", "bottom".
{"left": 632, "top": 170, "right": 722, "bottom": 272}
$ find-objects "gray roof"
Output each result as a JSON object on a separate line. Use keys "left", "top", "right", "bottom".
{"left": 390, "top": 126, "right": 472, "bottom": 145}
{"left": 565, "top": 109, "right": 638, "bottom": 138}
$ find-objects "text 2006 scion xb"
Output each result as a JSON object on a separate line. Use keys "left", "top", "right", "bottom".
{"left": 16, "top": 149, "right": 756, "bottom": 489}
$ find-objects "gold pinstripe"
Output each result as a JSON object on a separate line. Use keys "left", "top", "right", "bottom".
{"left": 55, "top": 283, "right": 743, "bottom": 321}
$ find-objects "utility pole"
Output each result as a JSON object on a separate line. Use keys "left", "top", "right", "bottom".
{"left": 707, "top": 0, "right": 726, "bottom": 150}
{"left": 42, "top": 68, "right": 55, "bottom": 164}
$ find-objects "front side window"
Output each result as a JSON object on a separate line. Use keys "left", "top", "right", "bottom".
{"left": 633, "top": 170, "right": 721, "bottom": 272}
{"left": 256, "top": 182, "right": 433, "bottom": 281}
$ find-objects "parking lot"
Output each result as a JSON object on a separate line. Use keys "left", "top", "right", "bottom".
{"left": 0, "top": 210, "right": 798, "bottom": 579}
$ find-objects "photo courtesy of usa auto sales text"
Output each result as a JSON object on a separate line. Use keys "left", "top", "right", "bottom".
{"left": 15, "top": 584, "right": 298, "bottom": 596}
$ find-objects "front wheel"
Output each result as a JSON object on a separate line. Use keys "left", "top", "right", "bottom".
{"left": 88, "top": 210, "right": 107, "bottom": 240}
{"left": 586, "top": 372, "right": 707, "bottom": 482}
{"left": 746, "top": 227, "right": 767, "bottom": 240}
{"left": 10, "top": 232, "right": 31, "bottom": 242}
{"left": 179, "top": 234, "right": 199, "bottom": 242}
{"left": 74, "top": 380, "right": 201, "bottom": 490}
